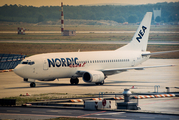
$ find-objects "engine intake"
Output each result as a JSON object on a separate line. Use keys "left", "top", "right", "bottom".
{"left": 82, "top": 71, "right": 105, "bottom": 83}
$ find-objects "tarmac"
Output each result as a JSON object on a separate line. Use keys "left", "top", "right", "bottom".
{"left": 0, "top": 40, "right": 179, "bottom": 45}
{"left": 0, "top": 59, "right": 179, "bottom": 117}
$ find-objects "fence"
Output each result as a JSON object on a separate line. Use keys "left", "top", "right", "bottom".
{"left": 0, "top": 54, "right": 26, "bottom": 70}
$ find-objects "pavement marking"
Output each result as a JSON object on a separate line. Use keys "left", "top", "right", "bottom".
{"left": 77, "top": 111, "right": 106, "bottom": 118}
{"left": 140, "top": 117, "right": 155, "bottom": 119}
{"left": 0, "top": 113, "right": 60, "bottom": 118}
{"left": 47, "top": 110, "right": 61, "bottom": 112}
{"left": 95, "top": 112, "right": 126, "bottom": 116}
{"left": 31, "top": 111, "right": 46, "bottom": 114}
{"left": 6, "top": 110, "right": 20, "bottom": 113}
{"left": 139, "top": 98, "right": 179, "bottom": 106}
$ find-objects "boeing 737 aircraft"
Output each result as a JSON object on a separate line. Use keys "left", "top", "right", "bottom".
{"left": 14, "top": 12, "right": 178, "bottom": 87}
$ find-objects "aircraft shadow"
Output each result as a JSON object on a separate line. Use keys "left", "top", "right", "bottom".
{"left": 6, "top": 80, "right": 157, "bottom": 89}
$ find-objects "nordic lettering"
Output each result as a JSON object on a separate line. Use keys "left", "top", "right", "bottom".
{"left": 47, "top": 57, "right": 85, "bottom": 68}
{"left": 136, "top": 26, "right": 147, "bottom": 43}
{"left": 61, "top": 58, "right": 66, "bottom": 67}
{"left": 47, "top": 59, "right": 55, "bottom": 67}
{"left": 55, "top": 58, "right": 61, "bottom": 67}
{"left": 66, "top": 58, "right": 71, "bottom": 66}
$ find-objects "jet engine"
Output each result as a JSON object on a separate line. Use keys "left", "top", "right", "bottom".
{"left": 82, "top": 70, "right": 105, "bottom": 83}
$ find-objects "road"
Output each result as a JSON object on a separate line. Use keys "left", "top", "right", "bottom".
{"left": 1, "top": 30, "right": 179, "bottom": 34}
{"left": 0, "top": 40, "right": 179, "bottom": 45}
{"left": 0, "top": 107, "right": 179, "bottom": 120}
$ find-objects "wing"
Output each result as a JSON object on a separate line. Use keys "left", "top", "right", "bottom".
{"left": 102, "top": 65, "right": 175, "bottom": 75}
{"left": 75, "top": 65, "right": 175, "bottom": 76}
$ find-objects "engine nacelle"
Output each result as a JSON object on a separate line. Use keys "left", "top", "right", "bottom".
{"left": 82, "top": 70, "right": 105, "bottom": 83}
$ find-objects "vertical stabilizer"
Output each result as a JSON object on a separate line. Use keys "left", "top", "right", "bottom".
{"left": 117, "top": 12, "right": 152, "bottom": 51}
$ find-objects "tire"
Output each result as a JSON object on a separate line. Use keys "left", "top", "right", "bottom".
{"left": 100, "top": 80, "right": 104, "bottom": 85}
{"left": 30, "top": 82, "right": 36, "bottom": 87}
{"left": 95, "top": 83, "right": 100, "bottom": 85}
{"left": 70, "top": 78, "right": 74, "bottom": 84}
{"left": 70, "top": 78, "right": 79, "bottom": 85}
{"left": 74, "top": 78, "right": 79, "bottom": 85}
{"left": 96, "top": 81, "right": 104, "bottom": 85}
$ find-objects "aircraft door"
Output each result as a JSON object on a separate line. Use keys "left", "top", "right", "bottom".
{"left": 131, "top": 60, "right": 135, "bottom": 67}
{"left": 43, "top": 59, "right": 48, "bottom": 70}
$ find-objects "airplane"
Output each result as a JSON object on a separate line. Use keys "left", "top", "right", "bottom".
{"left": 14, "top": 12, "right": 179, "bottom": 87}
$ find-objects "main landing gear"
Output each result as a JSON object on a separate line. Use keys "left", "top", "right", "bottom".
{"left": 70, "top": 77, "right": 79, "bottom": 85}
{"left": 95, "top": 80, "right": 104, "bottom": 85}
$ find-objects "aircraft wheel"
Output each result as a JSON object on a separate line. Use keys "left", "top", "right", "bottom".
{"left": 100, "top": 80, "right": 104, "bottom": 85}
{"left": 30, "top": 82, "right": 36, "bottom": 87}
{"left": 70, "top": 78, "right": 79, "bottom": 85}
{"left": 95, "top": 83, "right": 100, "bottom": 85}
{"left": 70, "top": 78, "right": 74, "bottom": 84}
{"left": 74, "top": 78, "right": 79, "bottom": 85}
{"left": 95, "top": 83, "right": 99, "bottom": 85}
{"left": 95, "top": 81, "right": 104, "bottom": 85}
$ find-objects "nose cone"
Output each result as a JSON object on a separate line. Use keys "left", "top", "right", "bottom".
{"left": 14, "top": 64, "right": 25, "bottom": 77}
{"left": 14, "top": 65, "right": 21, "bottom": 75}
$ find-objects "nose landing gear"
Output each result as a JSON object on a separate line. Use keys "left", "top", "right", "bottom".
{"left": 30, "top": 82, "right": 36, "bottom": 87}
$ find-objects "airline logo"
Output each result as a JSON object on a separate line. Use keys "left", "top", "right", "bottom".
{"left": 136, "top": 26, "right": 147, "bottom": 43}
{"left": 47, "top": 57, "right": 86, "bottom": 68}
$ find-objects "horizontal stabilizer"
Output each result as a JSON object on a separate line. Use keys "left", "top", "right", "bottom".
{"left": 142, "top": 50, "right": 179, "bottom": 56}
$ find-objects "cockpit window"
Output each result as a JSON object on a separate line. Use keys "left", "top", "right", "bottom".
{"left": 28, "top": 61, "right": 35, "bottom": 65}
{"left": 21, "top": 61, "right": 28, "bottom": 64}
{"left": 21, "top": 61, "right": 35, "bottom": 65}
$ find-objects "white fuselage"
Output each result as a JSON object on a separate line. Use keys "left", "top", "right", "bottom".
{"left": 14, "top": 50, "right": 149, "bottom": 81}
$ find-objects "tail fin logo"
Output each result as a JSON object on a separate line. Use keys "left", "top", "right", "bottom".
{"left": 136, "top": 26, "right": 147, "bottom": 43}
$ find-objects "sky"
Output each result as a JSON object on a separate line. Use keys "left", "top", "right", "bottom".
{"left": 0, "top": 0, "right": 179, "bottom": 7}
